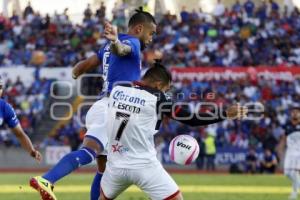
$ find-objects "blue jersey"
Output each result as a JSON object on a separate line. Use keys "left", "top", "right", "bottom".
{"left": 97, "top": 33, "right": 141, "bottom": 92}
{"left": 0, "top": 99, "right": 19, "bottom": 128}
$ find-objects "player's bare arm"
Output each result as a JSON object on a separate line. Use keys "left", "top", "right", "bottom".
{"left": 11, "top": 124, "right": 42, "bottom": 162}
{"left": 104, "top": 22, "right": 132, "bottom": 56}
{"left": 72, "top": 54, "right": 101, "bottom": 79}
{"left": 165, "top": 103, "right": 248, "bottom": 127}
{"left": 225, "top": 104, "right": 248, "bottom": 120}
{"left": 276, "top": 134, "right": 286, "bottom": 162}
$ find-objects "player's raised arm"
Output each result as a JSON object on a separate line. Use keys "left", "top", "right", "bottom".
{"left": 72, "top": 54, "right": 101, "bottom": 79}
{"left": 11, "top": 124, "right": 42, "bottom": 162}
{"left": 104, "top": 22, "right": 132, "bottom": 56}
{"left": 142, "top": 62, "right": 248, "bottom": 127}
{"left": 104, "top": 8, "right": 157, "bottom": 57}
{"left": 162, "top": 102, "right": 248, "bottom": 127}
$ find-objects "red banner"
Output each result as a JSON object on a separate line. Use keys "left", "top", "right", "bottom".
{"left": 171, "top": 67, "right": 300, "bottom": 81}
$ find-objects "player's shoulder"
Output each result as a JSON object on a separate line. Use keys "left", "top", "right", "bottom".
{"left": 0, "top": 99, "right": 8, "bottom": 107}
{"left": 285, "top": 122, "right": 295, "bottom": 129}
{"left": 284, "top": 122, "right": 300, "bottom": 135}
{"left": 112, "top": 82, "right": 166, "bottom": 100}
{"left": 118, "top": 34, "right": 140, "bottom": 44}
{"left": 0, "top": 99, "right": 13, "bottom": 112}
{"left": 118, "top": 33, "right": 138, "bottom": 40}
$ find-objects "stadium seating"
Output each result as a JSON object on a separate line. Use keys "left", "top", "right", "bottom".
{"left": 0, "top": 1, "right": 300, "bottom": 171}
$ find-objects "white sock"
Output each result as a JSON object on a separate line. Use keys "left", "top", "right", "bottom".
{"left": 291, "top": 171, "right": 299, "bottom": 194}
{"left": 286, "top": 170, "right": 298, "bottom": 194}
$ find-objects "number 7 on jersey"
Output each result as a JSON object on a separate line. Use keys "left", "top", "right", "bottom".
{"left": 114, "top": 112, "right": 130, "bottom": 141}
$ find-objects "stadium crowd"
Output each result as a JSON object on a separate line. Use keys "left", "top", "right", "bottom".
{"left": 41, "top": 116, "right": 86, "bottom": 151}
{"left": 0, "top": 1, "right": 300, "bottom": 67}
{"left": 155, "top": 0, "right": 300, "bottom": 67}
{"left": 1, "top": 1, "right": 300, "bottom": 172}
{"left": 155, "top": 75, "right": 297, "bottom": 172}
{"left": 0, "top": 75, "right": 53, "bottom": 147}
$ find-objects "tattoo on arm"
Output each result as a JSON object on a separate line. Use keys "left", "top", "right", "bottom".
{"left": 110, "top": 40, "right": 132, "bottom": 56}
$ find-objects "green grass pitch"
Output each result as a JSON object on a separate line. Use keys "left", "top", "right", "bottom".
{"left": 0, "top": 173, "right": 293, "bottom": 200}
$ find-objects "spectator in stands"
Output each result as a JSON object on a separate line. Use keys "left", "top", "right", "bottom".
{"left": 96, "top": 2, "right": 106, "bottom": 20}
{"left": 111, "top": 0, "right": 128, "bottom": 31}
{"left": 244, "top": 0, "right": 255, "bottom": 17}
{"left": 195, "top": 135, "right": 206, "bottom": 170}
{"left": 245, "top": 148, "right": 258, "bottom": 173}
{"left": 180, "top": 6, "right": 189, "bottom": 22}
{"left": 214, "top": 0, "right": 225, "bottom": 17}
{"left": 232, "top": 0, "right": 242, "bottom": 13}
{"left": 269, "top": 0, "right": 280, "bottom": 13}
{"left": 256, "top": 1, "right": 268, "bottom": 21}
{"left": 260, "top": 149, "right": 278, "bottom": 173}
{"left": 10, "top": 10, "right": 20, "bottom": 24}
{"left": 84, "top": 4, "right": 93, "bottom": 20}
{"left": 23, "top": 1, "right": 34, "bottom": 19}
{"left": 204, "top": 132, "right": 216, "bottom": 171}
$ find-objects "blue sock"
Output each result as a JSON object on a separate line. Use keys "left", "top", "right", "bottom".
{"left": 43, "top": 147, "right": 96, "bottom": 184}
{"left": 90, "top": 172, "right": 102, "bottom": 200}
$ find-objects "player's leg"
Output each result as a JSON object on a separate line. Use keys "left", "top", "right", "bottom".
{"left": 100, "top": 165, "right": 131, "bottom": 200}
{"left": 43, "top": 138, "right": 100, "bottom": 183}
{"left": 30, "top": 98, "right": 108, "bottom": 200}
{"left": 86, "top": 97, "right": 108, "bottom": 200}
{"left": 285, "top": 169, "right": 299, "bottom": 199}
{"left": 131, "top": 163, "right": 183, "bottom": 200}
{"left": 85, "top": 98, "right": 109, "bottom": 200}
{"left": 91, "top": 155, "right": 107, "bottom": 200}
{"left": 284, "top": 154, "right": 300, "bottom": 199}
{"left": 30, "top": 137, "right": 100, "bottom": 200}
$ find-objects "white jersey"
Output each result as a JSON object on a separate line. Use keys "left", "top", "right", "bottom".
{"left": 106, "top": 83, "right": 165, "bottom": 169}
{"left": 284, "top": 123, "right": 300, "bottom": 152}
{"left": 106, "top": 83, "right": 225, "bottom": 169}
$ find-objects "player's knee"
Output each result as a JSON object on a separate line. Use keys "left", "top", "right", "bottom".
{"left": 285, "top": 170, "right": 296, "bottom": 180}
{"left": 285, "top": 169, "right": 292, "bottom": 177}
{"left": 284, "top": 170, "right": 290, "bottom": 177}
{"left": 176, "top": 192, "right": 184, "bottom": 200}
{"left": 99, "top": 195, "right": 106, "bottom": 200}
{"left": 97, "top": 155, "right": 107, "bottom": 173}
{"left": 99, "top": 187, "right": 109, "bottom": 200}
{"left": 83, "top": 137, "right": 101, "bottom": 154}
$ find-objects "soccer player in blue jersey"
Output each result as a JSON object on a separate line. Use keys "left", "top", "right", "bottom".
{"left": 30, "top": 8, "right": 156, "bottom": 200}
{"left": 0, "top": 78, "right": 42, "bottom": 162}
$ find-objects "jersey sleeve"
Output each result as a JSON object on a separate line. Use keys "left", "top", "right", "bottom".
{"left": 3, "top": 102, "right": 19, "bottom": 128}
{"left": 158, "top": 93, "right": 226, "bottom": 127}
{"left": 121, "top": 38, "right": 140, "bottom": 57}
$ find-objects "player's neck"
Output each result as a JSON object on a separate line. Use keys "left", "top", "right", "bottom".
{"left": 138, "top": 80, "right": 148, "bottom": 87}
{"left": 291, "top": 120, "right": 300, "bottom": 125}
{"left": 138, "top": 80, "right": 154, "bottom": 89}
{"left": 127, "top": 29, "right": 140, "bottom": 38}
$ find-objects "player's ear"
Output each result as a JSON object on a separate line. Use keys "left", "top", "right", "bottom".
{"left": 154, "top": 81, "right": 165, "bottom": 91}
{"left": 134, "top": 24, "right": 144, "bottom": 34}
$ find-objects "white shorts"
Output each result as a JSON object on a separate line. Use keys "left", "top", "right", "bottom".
{"left": 284, "top": 150, "right": 300, "bottom": 172}
{"left": 101, "top": 163, "right": 180, "bottom": 200}
{"left": 85, "top": 97, "right": 108, "bottom": 154}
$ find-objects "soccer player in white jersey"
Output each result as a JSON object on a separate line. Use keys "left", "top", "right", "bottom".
{"left": 101, "top": 63, "right": 248, "bottom": 200}
{"left": 279, "top": 107, "right": 300, "bottom": 199}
